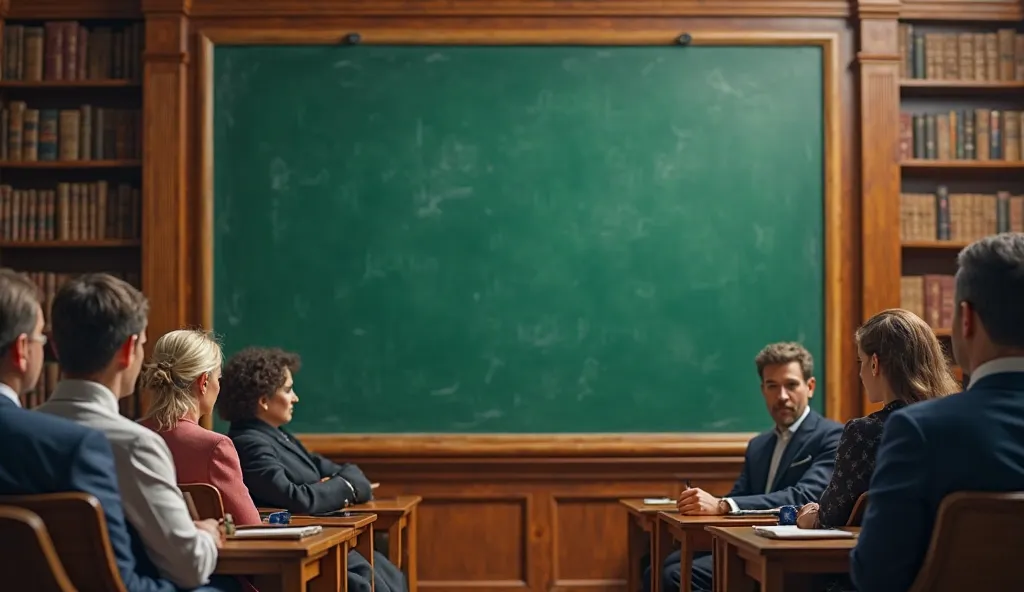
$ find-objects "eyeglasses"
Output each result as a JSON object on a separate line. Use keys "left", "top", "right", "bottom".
{"left": 29, "top": 333, "right": 47, "bottom": 346}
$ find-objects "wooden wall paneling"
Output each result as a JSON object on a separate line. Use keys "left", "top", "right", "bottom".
{"left": 856, "top": 0, "right": 902, "bottom": 414}
{"left": 142, "top": 0, "right": 192, "bottom": 415}
{"left": 188, "top": 0, "right": 853, "bottom": 18}
{"left": 899, "top": 0, "right": 1023, "bottom": 20}
{"left": 6, "top": 0, "right": 141, "bottom": 19}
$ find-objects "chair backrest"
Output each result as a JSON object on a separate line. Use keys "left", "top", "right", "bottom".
{"left": 846, "top": 492, "right": 868, "bottom": 526}
{"left": 908, "top": 491, "right": 1024, "bottom": 592}
{"left": 0, "top": 492, "right": 125, "bottom": 592}
{"left": 179, "top": 483, "right": 225, "bottom": 520}
{"left": 0, "top": 505, "right": 76, "bottom": 592}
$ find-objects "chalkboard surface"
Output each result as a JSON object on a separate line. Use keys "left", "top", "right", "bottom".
{"left": 212, "top": 44, "right": 825, "bottom": 433}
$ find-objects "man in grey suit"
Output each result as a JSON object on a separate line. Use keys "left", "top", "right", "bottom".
{"left": 38, "top": 273, "right": 238, "bottom": 592}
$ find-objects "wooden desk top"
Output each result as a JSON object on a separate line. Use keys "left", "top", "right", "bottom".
{"left": 706, "top": 525, "right": 860, "bottom": 556}
{"left": 658, "top": 512, "right": 778, "bottom": 529}
{"left": 220, "top": 526, "right": 358, "bottom": 560}
{"left": 620, "top": 499, "right": 679, "bottom": 515}
{"left": 289, "top": 513, "right": 377, "bottom": 529}
{"left": 349, "top": 495, "right": 422, "bottom": 515}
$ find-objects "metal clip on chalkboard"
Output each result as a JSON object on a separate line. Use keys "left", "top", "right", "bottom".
{"left": 344, "top": 33, "right": 361, "bottom": 45}
{"left": 677, "top": 33, "right": 693, "bottom": 46}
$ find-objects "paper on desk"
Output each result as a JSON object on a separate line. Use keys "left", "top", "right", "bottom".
{"left": 230, "top": 525, "right": 323, "bottom": 539}
{"left": 643, "top": 498, "right": 675, "bottom": 505}
{"left": 752, "top": 525, "right": 856, "bottom": 540}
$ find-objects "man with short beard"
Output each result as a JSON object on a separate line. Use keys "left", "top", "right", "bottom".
{"left": 650, "top": 341, "right": 843, "bottom": 592}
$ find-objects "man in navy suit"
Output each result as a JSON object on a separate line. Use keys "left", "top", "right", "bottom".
{"left": 652, "top": 342, "right": 843, "bottom": 592}
{"left": 852, "top": 233, "right": 1024, "bottom": 592}
{"left": 0, "top": 268, "right": 175, "bottom": 592}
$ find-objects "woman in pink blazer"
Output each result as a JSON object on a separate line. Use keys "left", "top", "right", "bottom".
{"left": 138, "top": 329, "right": 261, "bottom": 526}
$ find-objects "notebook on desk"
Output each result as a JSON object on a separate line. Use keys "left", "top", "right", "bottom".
{"left": 230, "top": 525, "right": 323, "bottom": 540}
{"left": 752, "top": 525, "right": 857, "bottom": 540}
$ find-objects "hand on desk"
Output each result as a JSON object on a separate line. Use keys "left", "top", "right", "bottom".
{"left": 795, "top": 502, "right": 820, "bottom": 529}
{"left": 195, "top": 518, "right": 225, "bottom": 547}
{"left": 676, "top": 487, "right": 727, "bottom": 515}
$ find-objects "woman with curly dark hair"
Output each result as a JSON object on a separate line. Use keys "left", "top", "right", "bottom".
{"left": 218, "top": 346, "right": 407, "bottom": 592}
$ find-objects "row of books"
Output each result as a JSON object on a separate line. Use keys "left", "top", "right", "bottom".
{"left": 900, "top": 110, "right": 1023, "bottom": 162}
{"left": 900, "top": 274, "right": 954, "bottom": 333}
{"left": 898, "top": 26, "right": 1024, "bottom": 82}
{"left": 0, "top": 182, "right": 141, "bottom": 242}
{"left": 2, "top": 22, "right": 144, "bottom": 82}
{"left": 900, "top": 189, "right": 1024, "bottom": 243}
{"left": 1, "top": 102, "right": 141, "bottom": 162}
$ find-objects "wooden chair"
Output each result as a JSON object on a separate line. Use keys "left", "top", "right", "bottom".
{"left": 846, "top": 492, "right": 868, "bottom": 526}
{"left": 0, "top": 505, "right": 76, "bottom": 591}
{"left": 0, "top": 492, "right": 126, "bottom": 592}
{"left": 908, "top": 491, "right": 1024, "bottom": 592}
{"left": 179, "top": 483, "right": 225, "bottom": 520}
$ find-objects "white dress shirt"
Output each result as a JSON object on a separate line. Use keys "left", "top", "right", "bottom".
{"left": 37, "top": 380, "right": 219, "bottom": 589}
{"left": 723, "top": 405, "right": 810, "bottom": 512}
{"left": 967, "top": 357, "right": 1024, "bottom": 388}
{"left": 0, "top": 382, "right": 20, "bottom": 407}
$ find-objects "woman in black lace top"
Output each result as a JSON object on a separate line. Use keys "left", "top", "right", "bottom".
{"left": 796, "top": 308, "right": 962, "bottom": 529}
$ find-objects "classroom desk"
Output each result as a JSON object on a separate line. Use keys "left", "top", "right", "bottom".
{"left": 705, "top": 525, "right": 859, "bottom": 592}
{"left": 349, "top": 495, "right": 421, "bottom": 592}
{"left": 216, "top": 526, "right": 358, "bottom": 592}
{"left": 289, "top": 513, "right": 378, "bottom": 573}
{"left": 620, "top": 499, "right": 677, "bottom": 592}
{"left": 657, "top": 513, "right": 778, "bottom": 592}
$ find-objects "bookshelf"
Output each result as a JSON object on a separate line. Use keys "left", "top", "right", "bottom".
{"left": 0, "top": 16, "right": 144, "bottom": 415}
{"left": 896, "top": 20, "right": 1024, "bottom": 386}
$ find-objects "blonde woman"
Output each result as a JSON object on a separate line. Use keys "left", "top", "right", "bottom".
{"left": 139, "top": 329, "right": 261, "bottom": 525}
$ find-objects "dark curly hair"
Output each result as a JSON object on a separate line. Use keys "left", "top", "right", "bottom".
{"left": 217, "top": 346, "right": 301, "bottom": 423}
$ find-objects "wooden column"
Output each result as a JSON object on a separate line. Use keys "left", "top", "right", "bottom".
{"left": 857, "top": 0, "right": 902, "bottom": 414}
{"left": 142, "top": 0, "right": 191, "bottom": 415}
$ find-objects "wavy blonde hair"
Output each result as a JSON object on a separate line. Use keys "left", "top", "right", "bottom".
{"left": 856, "top": 308, "right": 961, "bottom": 404}
{"left": 140, "top": 328, "right": 223, "bottom": 431}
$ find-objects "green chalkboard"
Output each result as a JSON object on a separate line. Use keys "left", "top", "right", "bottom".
{"left": 212, "top": 44, "right": 825, "bottom": 433}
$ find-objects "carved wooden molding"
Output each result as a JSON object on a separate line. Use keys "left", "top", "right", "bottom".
{"left": 190, "top": 0, "right": 852, "bottom": 18}
{"left": 899, "top": 0, "right": 1023, "bottom": 20}
{"left": 300, "top": 433, "right": 753, "bottom": 459}
{"left": 143, "top": 0, "right": 192, "bottom": 15}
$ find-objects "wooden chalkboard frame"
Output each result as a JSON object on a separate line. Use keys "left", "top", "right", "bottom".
{"left": 194, "top": 28, "right": 848, "bottom": 446}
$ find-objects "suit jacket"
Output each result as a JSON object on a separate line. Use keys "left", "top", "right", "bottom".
{"left": 140, "top": 417, "right": 262, "bottom": 526}
{"left": 38, "top": 380, "right": 220, "bottom": 590}
{"left": 228, "top": 419, "right": 373, "bottom": 515}
{"left": 815, "top": 400, "right": 906, "bottom": 528}
{"left": 851, "top": 371, "right": 1024, "bottom": 592}
{"left": 726, "top": 409, "right": 844, "bottom": 509}
{"left": 0, "top": 395, "right": 174, "bottom": 592}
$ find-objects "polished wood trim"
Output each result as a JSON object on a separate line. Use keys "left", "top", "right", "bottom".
{"left": 190, "top": 0, "right": 852, "bottom": 18}
{"left": 899, "top": 1, "right": 1023, "bottom": 20}
{"left": 196, "top": 28, "right": 850, "bottom": 425}
{"left": 300, "top": 433, "right": 753, "bottom": 459}
{"left": 7, "top": 0, "right": 141, "bottom": 19}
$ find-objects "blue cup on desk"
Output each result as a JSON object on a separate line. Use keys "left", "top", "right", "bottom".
{"left": 778, "top": 505, "right": 798, "bottom": 525}
{"left": 267, "top": 511, "right": 290, "bottom": 525}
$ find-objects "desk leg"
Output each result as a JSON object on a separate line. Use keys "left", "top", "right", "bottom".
{"left": 309, "top": 545, "right": 343, "bottom": 592}
{"left": 626, "top": 515, "right": 645, "bottom": 592}
{"left": 388, "top": 519, "right": 404, "bottom": 568}
{"left": 714, "top": 538, "right": 754, "bottom": 592}
{"left": 357, "top": 527, "right": 375, "bottom": 592}
{"left": 406, "top": 506, "right": 418, "bottom": 592}
{"left": 654, "top": 522, "right": 674, "bottom": 592}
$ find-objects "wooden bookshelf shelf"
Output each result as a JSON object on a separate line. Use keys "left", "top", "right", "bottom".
{"left": 0, "top": 160, "right": 141, "bottom": 169}
{"left": 902, "top": 240, "right": 971, "bottom": 250}
{"left": 900, "top": 80, "right": 1024, "bottom": 95}
{"left": 901, "top": 160, "right": 1024, "bottom": 170}
{"left": 0, "top": 240, "right": 140, "bottom": 248}
{"left": 0, "top": 80, "right": 140, "bottom": 89}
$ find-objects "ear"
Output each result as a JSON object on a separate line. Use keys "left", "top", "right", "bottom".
{"left": 960, "top": 301, "right": 976, "bottom": 338}
{"left": 10, "top": 334, "right": 30, "bottom": 373}
{"left": 258, "top": 395, "right": 270, "bottom": 411}
{"left": 805, "top": 376, "right": 816, "bottom": 396}
{"left": 198, "top": 373, "right": 209, "bottom": 395}
{"left": 870, "top": 353, "right": 879, "bottom": 376}
{"left": 116, "top": 335, "right": 138, "bottom": 369}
